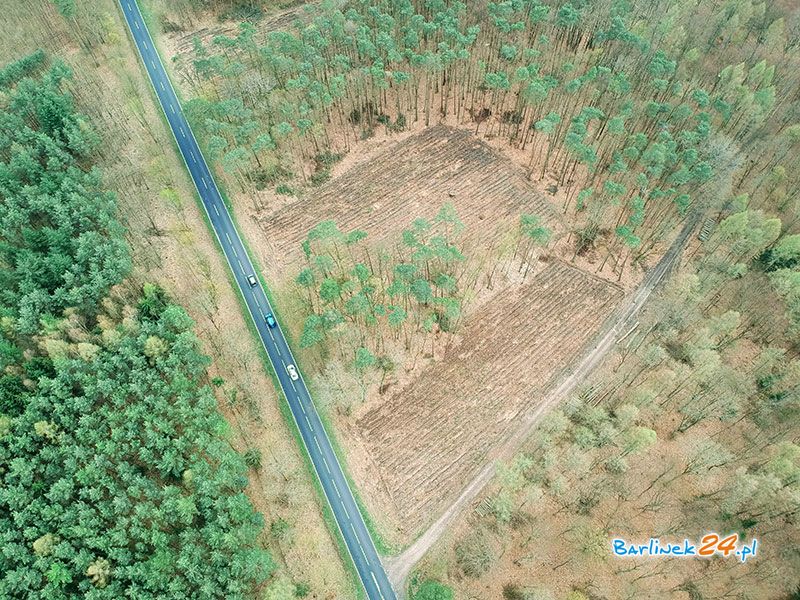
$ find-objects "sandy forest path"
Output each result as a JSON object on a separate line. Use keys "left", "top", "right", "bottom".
{"left": 385, "top": 215, "right": 700, "bottom": 594}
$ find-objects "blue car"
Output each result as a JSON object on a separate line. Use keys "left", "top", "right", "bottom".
{"left": 265, "top": 313, "right": 277, "bottom": 328}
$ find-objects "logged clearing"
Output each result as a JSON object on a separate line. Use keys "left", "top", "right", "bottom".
{"left": 255, "top": 125, "right": 563, "bottom": 270}
{"left": 240, "top": 124, "right": 625, "bottom": 543}
{"left": 161, "top": 2, "right": 318, "bottom": 67}
{"left": 352, "top": 260, "right": 623, "bottom": 537}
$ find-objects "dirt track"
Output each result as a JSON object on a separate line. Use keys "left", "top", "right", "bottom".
{"left": 384, "top": 215, "right": 699, "bottom": 593}
{"left": 357, "top": 260, "right": 623, "bottom": 536}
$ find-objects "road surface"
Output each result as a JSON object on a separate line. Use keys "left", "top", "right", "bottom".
{"left": 118, "top": 3, "right": 396, "bottom": 599}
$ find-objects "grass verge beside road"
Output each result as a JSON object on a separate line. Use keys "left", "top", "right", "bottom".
{"left": 134, "top": 0, "right": 394, "bottom": 576}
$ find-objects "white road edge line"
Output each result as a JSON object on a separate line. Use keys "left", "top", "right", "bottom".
{"left": 121, "top": 6, "right": 389, "bottom": 597}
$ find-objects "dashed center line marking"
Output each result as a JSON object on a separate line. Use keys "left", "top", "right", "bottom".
{"left": 351, "top": 523, "right": 368, "bottom": 561}
{"left": 126, "top": 8, "right": 395, "bottom": 597}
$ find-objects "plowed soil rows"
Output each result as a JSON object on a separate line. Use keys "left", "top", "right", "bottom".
{"left": 256, "top": 125, "right": 562, "bottom": 268}
{"left": 355, "top": 260, "right": 623, "bottom": 535}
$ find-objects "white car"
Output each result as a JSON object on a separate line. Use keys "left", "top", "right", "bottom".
{"left": 286, "top": 364, "right": 299, "bottom": 381}
{"left": 247, "top": 274, "right": 258, "bottom": 287}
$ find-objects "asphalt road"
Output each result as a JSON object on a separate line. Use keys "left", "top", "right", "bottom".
{"left": 118, "top": 3, "right": 396, "bottom": 599}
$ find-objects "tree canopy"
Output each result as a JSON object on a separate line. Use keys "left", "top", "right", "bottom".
{"left": 0, "top": 54, "right": 130, "bottom": 333}
{"left": 0, "top": 51, "right": 271, "bottom": 600}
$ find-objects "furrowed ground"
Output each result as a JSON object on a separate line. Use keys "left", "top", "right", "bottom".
{"left": 118, "top": 1, "right": 800, "bottom": 598}
{"left": 256, "top": 125, "right": 563, "bottom": 272}
{"left": 354, "top": 260, "right": 623, "bottom": 537}
{"left": 164, "top": 1, "right": 318, "bottom": 57}
{"left": 146, "top": 2, "right": 661, "bottom": 552}
{"left": 5, "top": 1, "right": 798, "bottom": 599}
{"left": 237, "top": 125, "right": 627, "bottom": 543}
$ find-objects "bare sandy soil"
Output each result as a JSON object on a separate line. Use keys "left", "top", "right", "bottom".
{"left": 223, "top": 125, "right": 633, "bottom": 550}
{"left": 384, "top": 216, "right": 699, "bottom": 592}
{"left": 158, "top": 1, "right": 318, "bottom": 62}
{"left": 251, "top": 125, "right": 564, "bottom": 275}
{"left": 151, "top": 7, "right": 660, "bottom": 561}
{"left": 351, "top": 260, "right": 623, "bottom": 541}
